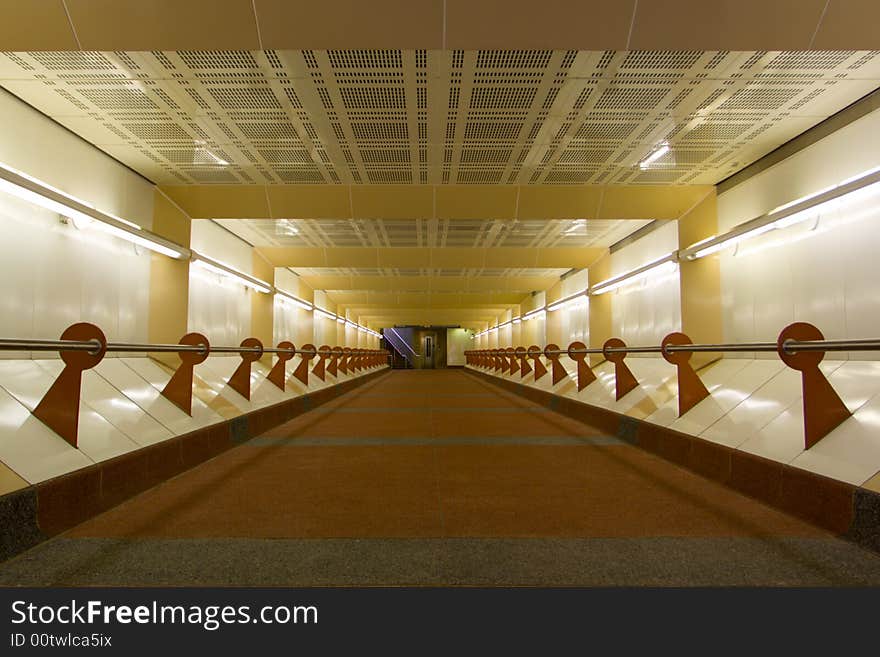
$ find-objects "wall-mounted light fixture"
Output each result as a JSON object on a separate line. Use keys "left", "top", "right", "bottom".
{"left": 356, "top": 323, "right": 379, "bottom": 336}
{"left": 547, "top": 292, "right": 588, "bottom": 312}
{"left": 639, "top": 143, "right": 670, "bottom": 169}
{"left": 190, "top": 253, "right": 272, "bottom": 293}
{"left": 0, "top": 162, "right": 190, "bottom": 260}
{"left": 589, "top": 253, "right": 679, "bottom": 296}
{"left": 274, "top": 289, "right": 313, "bottom": 311}
{"left": 314, "top": 308, "right": 337, "bottom": 321}
{"left": 522, "top": 308, "right": 546, "bottom": 321}
{"left": 681, "top": 165, "right": 880, "bottom": 261}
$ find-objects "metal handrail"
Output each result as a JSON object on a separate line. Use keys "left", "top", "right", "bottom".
{"left": 666, "top": 342, "right": 778, "bottom": 353}
{"left": 385, "top": 328, "right": 422, "bottom": 358}
{"left": 479, "top": 338, "right": 880, "bottom": 357}
{"left": 108, "top": 342, "right": 207, "bottom": 354}
{"left": 783, "top": 338, "right": 880, "bottom": 353}
{"left": 383, "top": 328, "right": 422, "bottom": 372}
{"left": 465, "top": 331, "right": 879, "bottom": 449}
{"left": 606, "top": 346, "right": 662, "bottom": 354}
{"left": 0, "top": 338, "right": 102, "bottom": 353}
{"left": 0, "top": 339, "right": 372, "bottom": 357}
{"left": 0, "top": 323, "right": 388, "bottom": 451}
{"left": 541, "top": 347, "right": 605, "bottom": 355}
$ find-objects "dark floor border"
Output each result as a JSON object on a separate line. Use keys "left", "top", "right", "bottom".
{"left": 466, "top": 368, "right": 880, "bottom": 555}
{"left": 0, "top": 367, "right": 389, "bottom": 563}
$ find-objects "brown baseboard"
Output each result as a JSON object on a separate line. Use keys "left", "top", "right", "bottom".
{"left": 0, "top": 368, "right": 389, "bottom": 563}
{"left": 466, "top": 368, "right": 880, "bottom": 554}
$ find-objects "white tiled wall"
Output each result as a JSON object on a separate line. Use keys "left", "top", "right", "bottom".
{"left": 0, "top": 91, "right": 393, "bottom": 495}
{"left": 446, "top": 328, "right": 472, "bottom": 366}
{"left": 498, "top": 309, "right": 513, "bottom": 346}
{"left": 718, "top": 107, "right": 880, "bottom": 360}
{"left": 0, "top": 87, "right": 154, "bottom": 357}
{"left": 0, "top": 90, "right": 154, "bottom": 231}
{"left": 0, "top": 352, "right": 388, "bottom": 487}
{"left": 197, "top": 356, "right": 289, "bottom": 410}
{"left": 188, "top": 220, "right": 253, "bottom": 347}
{"left": 520, "top": 292, "right": 546, "bottom": 347}
{"left": 557, "top": 269, "right": 589, "bottom": 347}
{"left": 94, "top": 358, "right": 221, "bottom": 434}
{"left": 0, "top": 194, "right": 151, "bottom": 355}
{"left": 274, "top": 268, "right": 314, "bottom": 348}
{"left": 717, "top": 108, "right": 880, "bottom": 233}
{"left": 609, "top": 221, "right": 681, "bottom": 350}
{"left": 469, "top": 355, "right": 880, "bottom": 487}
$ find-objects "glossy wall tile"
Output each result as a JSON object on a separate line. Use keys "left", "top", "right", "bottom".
{"left": 470, "top": 353, "right": 880, "bottom": 488}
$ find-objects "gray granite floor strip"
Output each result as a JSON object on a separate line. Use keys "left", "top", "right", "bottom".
{"left": 2, "top": 537, "right": 880, "bottom": 587}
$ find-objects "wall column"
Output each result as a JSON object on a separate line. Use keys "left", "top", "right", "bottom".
{"left": 148, "top": 190, "right": 191, "bottom": 367}
{"left": 251, "top": 253, "right": 275, "bottom": 366}
{"left": 677, "top": 191, "right": 722, "bottom": 368}
{"left": 587, "top": 252, "right": 612, "bottom": 367}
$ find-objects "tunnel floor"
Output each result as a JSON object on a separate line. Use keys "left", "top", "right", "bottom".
{"left": 3, "top": 369, "right": 880, "bottom": 586}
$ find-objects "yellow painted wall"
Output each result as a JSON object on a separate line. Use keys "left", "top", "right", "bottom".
{"left": 251, "top": 253, "right": 275, "bottom": 365}
{"left": 587, "top": 252, "right": 612, "bottom": 366}
{"left": 148, "top": 190, "right": 191, "bottom": 366}
{"left": 677, "top": 191, "right": 722, "bottom": 368}
{"left": 545, "top": 280, "right": 563, "bottom": 345}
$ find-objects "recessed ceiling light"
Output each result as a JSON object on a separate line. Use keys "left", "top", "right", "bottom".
{"left": 639, "top": 143, "right": 670, "bottom": 170}
{"left": 276, "top": 219, "right": 299, "bottom": 236}
{"left": 564, "top": 219, "right": 588, "bottom": 234}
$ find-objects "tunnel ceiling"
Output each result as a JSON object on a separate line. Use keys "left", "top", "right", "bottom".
{"left": 1, "top": 49, "right": 879, "bottom": 187}
{"left": 2, "top": 47, "right": 879, "bottom": 328}
{"left": 215, "top": 218, "right": 649, "bottom": 249}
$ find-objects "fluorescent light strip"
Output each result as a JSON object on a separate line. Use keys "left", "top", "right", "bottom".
{"left": 563, "top": 219, "right": 587, "bottom": 234}
{"left": 314, "top": 308, "right": 337, "bottom": 321}
{"left": 336, "top": 316, "right": 346, "bottom": 324}
{"left": 682, "top": 165, "right": 880, "bottom": 261}
{"left": 839, "top": 164, "right": 880, "bottom": 187}
{"left": 589, "top": 253, "right": 678, "bottom": 296}
{"left": 768, "top": 164, "right": 880, "bottom": 216}
{"left": 547, "top": 292, "right": 587, "bottom": 312}
{"left": 768, "top": 185, "right": 836, "bottom": 216}
{"left": 0, "top": 163, "right": 190, "bottom": 260}
{"left": 688, "top": 223, "right": 776, "bottom": 260}
{"left": 522, "top": 308, "right": 546, "bottom": 320}
{"left": 512, "top": 317, "right": 521, "bottom": 324}
{"left": 639, "top": 143, "right": 669, "bottom": 169}
{"left": 190, "top": 253, "right": 272, "bottom": 293}
{"left": 274, "top": 289, "right": 313, "bottom": 311}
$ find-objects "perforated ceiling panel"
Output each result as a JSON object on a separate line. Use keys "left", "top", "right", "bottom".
{"left": 214, "top": 218, "right": 651, "bottom": 248}
{"left": 1, "top": 49, "right": 878, "bottom": 185}
{"left": 287, "top": 267, "right": 569, "bottom": 279}
{"left": 215, "top": 215, "right": 629, "bottom": 312}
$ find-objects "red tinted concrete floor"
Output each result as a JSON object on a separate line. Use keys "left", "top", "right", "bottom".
{"left": 3, "top": 369, "right": 880, "bottom": 586}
